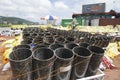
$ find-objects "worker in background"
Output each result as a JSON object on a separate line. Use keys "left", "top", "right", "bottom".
{"left": 72, "top": 17, "right": 77, "bottom": 30}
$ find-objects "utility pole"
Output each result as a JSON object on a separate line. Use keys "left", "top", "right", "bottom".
{"left": 113, "top": 0, "right": 115, "bottom": 11}
{"left": 6, "top": 15, "right": 8, "bottom": 25}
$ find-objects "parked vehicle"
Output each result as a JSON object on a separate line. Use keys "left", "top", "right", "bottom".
{"left": 10, "top": 29, "right": 22, "bottom": 36}
{"left": 0, "top": 30, "right": 12, "bottom": 36}
{"left": 0, "top": 29, "right": 22, "bottom": 36}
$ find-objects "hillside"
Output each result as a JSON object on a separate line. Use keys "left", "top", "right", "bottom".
{"left": 0, "top": 16, "right": 37, "bottom": 25}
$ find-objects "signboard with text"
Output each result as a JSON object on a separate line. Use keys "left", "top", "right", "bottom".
{"left": 61, "top": 19, "right": 82, "bottom": 27}
{"left": 82, "top": 3, "right": 105, "bottom": 13}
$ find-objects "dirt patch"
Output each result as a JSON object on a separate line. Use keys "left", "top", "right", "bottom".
{"left": 104, "top": 56, "right": 120, "bottom": 80}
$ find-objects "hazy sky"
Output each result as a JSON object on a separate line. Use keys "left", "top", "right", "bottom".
{"left": 0, "top": 0, "right": 120, "bottom": 22}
